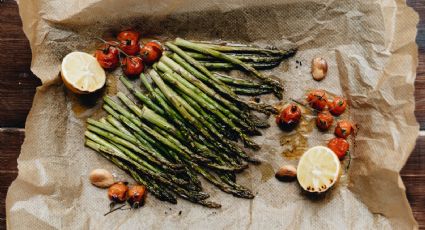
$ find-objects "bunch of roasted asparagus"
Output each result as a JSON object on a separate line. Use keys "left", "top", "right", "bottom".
{"left": 85, "top": 38, "right": 296, "bottom": 208}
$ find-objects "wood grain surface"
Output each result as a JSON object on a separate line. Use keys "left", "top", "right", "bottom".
{"left": 0, "top": 0, "right": 424, "bottom": 229}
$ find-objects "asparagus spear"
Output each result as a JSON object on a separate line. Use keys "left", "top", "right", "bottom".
{"left": 103, "top": 104, "right": 121, "bottom": 119}
{"left": 219, "top": 172, "right": 254, "bottom": 196}
{"left": 86, "top": 139, "right": 178, "bottom": 204}
{"left": 87, "top": 127, "right": 190, "bottom": 187}
{"left": 98, "top": 127, "right": 246, "bottom": 201}
{"left": 169, "top": 88, "right": 250, "bottom": 168}
{"left": 176, "top": 93, "right": 248, "bottom": 170}
{"left": 188, "top": 161, "right": 254, "bottom": 199}
{"left": 125, "top": 74, "right": 199, "bottom": 149}
{"left": 87, "top": 125, "right": 165, "bottom": 169}
{"left": 173, "top": 38, "right": 283, "bottom": 99}
{"left": 134, "top": 95, "right": 248, "bottom": 171}
{"left": 156, "top": 65, "right": 259, "bottom": 140}
{"left": 191, "top": 41, "right": 297, "bottom": 57}
{"left": 119, "top": 77, "right": 165, "bottom": 115}
{"left": 185, "top": 51, "right": 214, "bottom": 60}
{"left": 228, "top": 53, "right": 284, "bottom": 63}
{"left": 113, "top": 113, "right": 203, "bottom": 191}
{"left": 200, "top": 61, "right": 280, "bottom": 70}
{"left": 93, "top": 137, "right": 189, "bottom": 189}
{"left": 87, "top": 139, "right": 220, "bottom": 207}
{"left": 149, "top": 69, "right": 259, "bottom": 163}
{"left": 155, "top": 69, "right": 259, "bottom": 149}
{"left": 140, "top": 105, "right": 222, "bottom": 160}
{"left": 176, "top": 89, "right": 238, "bottom": 140}
{"left": 117, "top": 92, "right": 181, "bottom": 137}
{"left": 159, "top": 55, "right": 244, "bottom": 116}
{"left": 169, "top": 52, "right": 277, "bottom": 115}
{"left": 214, "top": 72, "right": 260, "bottom": 88}
{"left": 186, "top": 51, "right": 284, "bottom": 63}
{"left": 141, "top": 74, "right": 200, "bottom": 138}
{"left": 99, "top": 116, "right": 133, "bottom": 136}
{"left": 106, "top": 115, "right": 159, "bottom": 154}
{"left": 232, "top": 87, "right": 274, "bottom": 96}
{"left": 117, "top": 92, "right": 148, "bottom": 119}
{"left": 146, "top": 83, "right": 185, "bottom": 124}
{"left": 85, "top": 131, "right": 133, "bottom": 162}
{"left": 88, "top": 118, "right": 183, "bottom": 170}
{"left": 104, "top": 96, "right": 210, "bottom": 164}
{"left": 107, "top": 118, "right": 164, "bottom": 159}
{"left": 85, "top": 132, "right": 177, "bottom": 185}
{"left": 121, "top": 157, "right": 215, "bottom": 207}
{"left": 213, "top": 72, "right": 266, "bottom": 87}
{"left": 88, "top": 118, "right": 138, "bottom": 143}
{"left": 159, "top": 55, "right": 260, "bottom": 132}
{"left": 103, "top": 113, "right": 163, "bottom": 153}
{"left": 165, "top": 42, "right": 238, "bottom": 99}
{"left": 139, "top": 73, "right": 156, "bottom": 94}
{"left": 118, "top": 91, "right": 200, "bottom": 153}
{"left": 140, "top": 106, "right": 180, "bottom": 135}
{"left": 116, "top": 92, "right": 222, "bottom": 164}
{"left": 128, "top": 166, "right": 178, "bottom": 203}
{"left": 105, "top": 109, "right": 203, "bottom": 191}
{"left": 99, "top": 117, "right": 108, "bottom": 124}
{"left": 149, "top": 69, "right": 216, "bottom": 139}
{"left": 112, "top": 112, "right": 172, "bottom": 156}
{"left": 152, "top": 86, "right": 247, "bottom": 166}
{"left": 187, "top": 40, "right": 252, "bottom": 47}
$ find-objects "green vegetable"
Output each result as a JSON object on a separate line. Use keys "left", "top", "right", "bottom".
{"left": 85, "top": 38, "right": 297, "bottom": 207}
{"left": 173, "top": 38, "right": 283, "bottom": 99}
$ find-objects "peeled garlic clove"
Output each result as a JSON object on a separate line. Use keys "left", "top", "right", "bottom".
{"left": 311, "top": 57, "right": 328, "bottom": 81}
{"left": 275, "top": 165, "right": 297, "bottom": 182}
{"left": 89, "top": 168, "right": 115, "bottom": 188}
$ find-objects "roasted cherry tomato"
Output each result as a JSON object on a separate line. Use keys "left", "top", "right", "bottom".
{"left": 121, "top": 56, "right": 144, "bottom": 77}
{"left": 108, "top": 182, "right": 128, "bottom": 203}
{"left": 140, "top": 42, "right": 163, "bottom": 64}
{"left": 316, "top": 110, "right": 334, "bottom": 131}
{"left": 117, "top": 30, "right": 140, "bottom": 55}
{"left": 95, "top": 42, "right": 119, "bottom": 70}
{"left": 334, "top": 120, "right": 353, "bottom": 139}
{"left": 306, "top": 89, "right": 328, "bottom": 110}
{"left": 127, "top": 185, "right": 147, "bottom": 208}
{"left": 328, "top": 137, "right": 349, "bottom": 160}
{"left": 328, "top": 96, "right": 347, "bottom": 116}
{"left": 276, "top": 104, "right": 302, "bottom": 131}
{"left": 145, "top": 41, "right": 163, "bottom": 52}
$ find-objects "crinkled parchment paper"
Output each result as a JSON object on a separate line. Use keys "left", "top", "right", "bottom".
{"left": 7, "top": 0, "right": 419, "bottom": 229}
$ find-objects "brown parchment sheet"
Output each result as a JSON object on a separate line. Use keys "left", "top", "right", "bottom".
{"left": 6, "top": 0, "right": 419, "bottom": 229}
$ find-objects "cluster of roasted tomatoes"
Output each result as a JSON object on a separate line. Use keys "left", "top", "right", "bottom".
{"left": 108, "top": 181, "right": 147, "bottom": 209}
{"left": 94, "top": 30, "right": 163, "bottom": 78}
{"left": 276, "top": 89, "right": 354, "bottom": 160}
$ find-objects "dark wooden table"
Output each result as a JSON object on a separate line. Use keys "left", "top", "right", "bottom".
{"left": 1, "top": 0, "right": 424, "bottom": 229}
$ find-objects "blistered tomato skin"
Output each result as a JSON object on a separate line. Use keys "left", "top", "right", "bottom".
{"left": 316, "top": 110, "right": 334, "bottom": 131}
{"left": 276, "top": 104, "right": 302, "bottom": 131}
{"left": 328, "top": 137, "right": 349, "bottom": 160}
{"left": 108, "top": 182, "right": 128, "bottom": 203}
{"left": 306, "top": 90, "right": 328, "bottom": 110}
{"left": 121, "top": 56, "right": 144, "bottom": 78}
{"left": 95, "top": 43, "right": 119, "bottom": 70}
{"left": 127, "top": 185, "right": 147, "bottom": 208}
{"left": 329, "top": 96, "right": 347, "bottom": 116}
{"left": 145, "top": 41, "right": 163, "bottom": 52}
{"left": 140, "top": 44, "right": 162, "bottom": 64}
{"left": 334, "top": 120, "right": 353, "bottom": 139}
{"left": 117, "top": 30, "right": 140, "bottom": 55}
